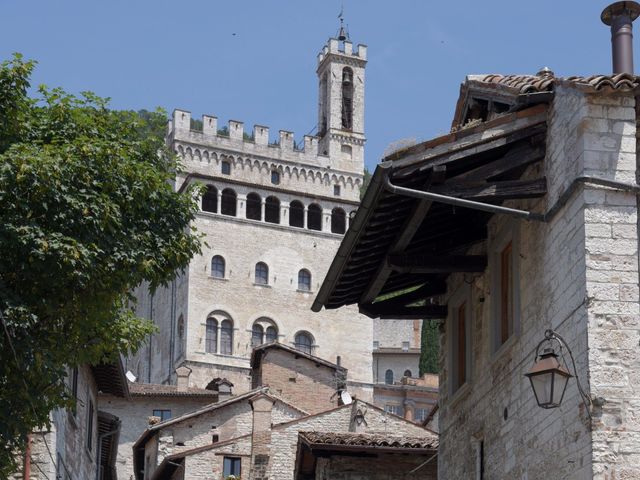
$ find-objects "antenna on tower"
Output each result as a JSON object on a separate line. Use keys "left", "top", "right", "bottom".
{"left": 337, "top": 5, "right": 349, "bottom": 41}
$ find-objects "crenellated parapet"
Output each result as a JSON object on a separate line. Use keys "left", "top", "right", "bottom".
{"left": 169, "top": 109, "right": 340, "bottom": 170}
{"left": 317, "top": 38, "right": 367, "bottom": 67}
{"left": 168, "top": 109, "right": 363, "bottom": 202}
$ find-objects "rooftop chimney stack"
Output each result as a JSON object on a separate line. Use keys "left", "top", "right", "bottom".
{"left": 601, "top": 1, "right": 640, "bottom": 74}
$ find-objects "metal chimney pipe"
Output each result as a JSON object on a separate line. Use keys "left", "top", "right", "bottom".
{"left": 601, "top": 1, "right": 640, "bottom": 74}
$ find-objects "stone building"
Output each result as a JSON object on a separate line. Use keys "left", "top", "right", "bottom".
{"left": 99, "top": 368, "right": 219, "bottom": 480}
{"left": 131, "top": 342, "right": 437, "bottom": 479}
{"left": 313, "top": 4, "right": 640, "bottom": 478}
{"left": 13, "top": 361, "right": 129, "bottom": 480}
{"left": 373, "top": 318, "right": 438, "bottom": 423}
{"left": 126, "top": 32, "right": 376, "bottom": 402}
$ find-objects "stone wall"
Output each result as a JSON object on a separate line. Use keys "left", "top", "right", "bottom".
{"left": 438, "top": 85, "right": 639, "bottom": 478}
{"left": 12, "top": 365, "right": 99, "bottom": 480}
{"left": 255, "top": 348, "right": 341, "bottom": 414}
{"left": 99, "top": 394, "right": 216, "bottom": 480}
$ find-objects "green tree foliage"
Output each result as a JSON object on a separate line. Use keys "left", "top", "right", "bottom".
{"left": 419, "top": 319, "right": 440, "bottom": 376}
{"left": 0, "top": 54, "right": 202, "bottom": 474}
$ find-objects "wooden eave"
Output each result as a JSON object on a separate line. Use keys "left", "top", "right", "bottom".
{"left": 312, "top": 104, "right": 548, "bottom": 317}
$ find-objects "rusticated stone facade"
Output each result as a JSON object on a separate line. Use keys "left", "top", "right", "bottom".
{"left": 438, "top": 84, "right": 640, "bottom": 479}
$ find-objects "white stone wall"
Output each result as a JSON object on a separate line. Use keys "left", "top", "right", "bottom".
{"left": 373, "top": 318, "right": 422, "bottom": 349}
{"left": 438, "top": 85, "right": 640, "bottom": 479}
{"left": 372, "top": 353, "right": 421, "bottom": 384}
{"left": 180, "top": 210, "right": 373, "bottom": 393}
{"left": 98, "top": 394, "right": 216, "bottom": 480}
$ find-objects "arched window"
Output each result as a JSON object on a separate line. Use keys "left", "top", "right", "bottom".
{"left": 251, "top": 324, "right": 264, "bottom": 347}
{"left": 211, "top": 255, "right": 225, "bottom": 279}
{"left": 221, "top": 188, "right": 237, "bottom": 216}
{"left": 404, "top": 369, "right": 412, "bottom": 378}
{"left": 331, "top": 207, "right": 346, "bottom": 234}
{"left": 341, "top": 67, "right": 354, "bottom": 130}
{"left": 265, "top": 196, "right": 280, "bottom": 224}
{"left": 289, "top": 200, "right": 304, "bottom": 227}
{"left": 220, "top": 319, "right": 233, "bottom": 355}
{"left": 385, "top": 369, "right": 394, "bottom": 385}
{"left": 295, "top": 332, "right": 313, "bottom": 355}
{"left": 255, "top": 262, "right": 269, "bottom": 285}
{"left": 202, "top": 185, "right": 218, "bottom": 213}
{"left": 307, "top": 204, "right": 322, "bottom": 231}
{"left": 266, "top": 326, "right": 278, "bottom": 343}
{"left": 298, "top": 269, "right": 311, "bottom": 292}
{"left": 205, "top": 317, "right": 218, "bottom": 353}
{"left": 246, "top": 193, "right": 261, "bottom": 221}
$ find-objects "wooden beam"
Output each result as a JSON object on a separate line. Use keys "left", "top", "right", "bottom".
{"left": 387, "top": 255, "right": 487, "bottom": 274}
{"left": 360, "top": 303, "right": 448, "bottom": 320}
{"left": 453, "top": 143, "right": 545, "bottom": 182}
{"left": 429, "top": 178, "right": 547, "bottom": 202}
{"left": 360, "top": 170, "right": 445, "bottom": 304}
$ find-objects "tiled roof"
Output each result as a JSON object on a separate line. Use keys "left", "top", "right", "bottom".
{"left": 299, "top": 431, "right": 438, "bottom": 450}
{"left": 467, "top": 72, "right": 640, "bottom": 93}
{"left": 128, "top": 382, "right": 218, "bottom": 397}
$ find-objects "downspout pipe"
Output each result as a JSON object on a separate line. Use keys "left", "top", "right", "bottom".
{"left": 383, "top": 174, "right": 640, "bottom": 224}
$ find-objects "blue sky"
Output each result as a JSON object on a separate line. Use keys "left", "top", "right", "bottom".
{"left": 1, "top": 1, "right": 622, "bottom": 170}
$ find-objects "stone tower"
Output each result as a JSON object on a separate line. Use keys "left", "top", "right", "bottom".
{"left": 316, "top": 37, "right": 367, "bottom": 172}
{"left": 126, "top": 33, "right": 373, "bottom": 401}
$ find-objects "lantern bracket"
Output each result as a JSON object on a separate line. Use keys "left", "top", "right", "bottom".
{"left": 534, "top": 329, "right": 592, "bottom": 419}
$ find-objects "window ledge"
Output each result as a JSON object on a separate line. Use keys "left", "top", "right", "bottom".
{"left": 296, "top": 289, "right": 313, "bottom": 294}
{"left": 448, "top": 381, "right": 472, "bottom": 409}
{"left": 209, "top": 276, "right": 229, "bottom": 282}
{"left": 253, "top": 283, "right": 271, "bottom": 288}
{"left": 491, "top": 334, "right": 518, "bottom": 364}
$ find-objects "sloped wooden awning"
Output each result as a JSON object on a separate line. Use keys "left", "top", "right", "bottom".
{"left": 312, "top": 104, "right": 548, "bottom": 318}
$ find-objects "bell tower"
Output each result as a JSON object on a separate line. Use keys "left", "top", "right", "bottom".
{"left": 316, "top": 27, "right": 367, "bottom": 173}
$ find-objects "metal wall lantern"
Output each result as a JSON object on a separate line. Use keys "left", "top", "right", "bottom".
{"left": 525, "top": 346, "right": 572, "bottom": 409}
{"left": 525, "top": 329, "right": 592, "bottom": 417}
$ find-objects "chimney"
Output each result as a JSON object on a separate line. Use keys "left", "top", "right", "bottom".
{"left": 601, "top": 1, "right": 640, "bottom": 74}
{"left": 175, "top": 366, "right": 192, "bottom": 392}
{"left": 249, "top": 393, "right": 275, "bottom": 479}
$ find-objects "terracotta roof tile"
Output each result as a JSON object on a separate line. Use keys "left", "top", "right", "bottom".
{"left": 298, "top": 431, "right": 438, "bottom": 450}
{"left": 128, "top": 382, "right": 218, "bottom": 397}
{"left": 467, "top": 72, "right": 640, "bottom": 93}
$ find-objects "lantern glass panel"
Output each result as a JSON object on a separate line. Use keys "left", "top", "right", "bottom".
{"left": 530, "top": 372, "right": 554, "bottom": 406}
{"left": 552, "top": 372, "right": 570, "bottom": 406}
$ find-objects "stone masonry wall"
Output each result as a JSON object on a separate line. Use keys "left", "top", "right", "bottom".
{"left": 437, "top": 85, "right": 625, "bottom": 479}
{"left": 268, "top": 400, "right": 431, "bottom": 480}
{"left": 315, "top": 454, "right": 437, "bottom": 480}
{"left": 584, "top": 90, "right": 640, "bottom": 478}
{"left": 98, "top": 394, "right": 216, "bottom": 480}
{"left": 256, "top": 348, "right": 341, "bottom": 414}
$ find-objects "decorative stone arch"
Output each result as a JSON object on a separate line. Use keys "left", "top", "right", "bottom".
{"left": 251, "top": 317, "right": 279, "bottom": 347}
{"left": 346, "top": 176, "right": 354, "bottom": 187}
{"left": 315, "top": 171, "right": 323, "bottom": 182}
{"left": 246, "top": 192, "right": 262, "bottom": 221}
{"left": 185, "top": 146, "right": 193, "bottom": 158}
{"left": 261, "top": 161, "right": 269, "bottom": 174}
{"left": 194, "top": 148, "right": 201, "bottom": 161}
{"left": 338, "top": 175, "right": 346, "bottom": 185}
{"left": 211, "top": 151, "right": 219, "bottom": 164}
{"left": 330, "top": 174, "right": 338, "bottom": 184}
{"left": 300, "top": 168, "right": 307, "bottom": 181}
{"left": 265, "top": 196, "right": 280, "bottom": 224}
{"left": 251, "top": 159, "right": 260, "bottom": 172}
{"left": 292, "top": 167, "right": 299, "bottom": 180}
{"left": 203, "top": 150, "right": 210, "bottom": 162}
{"left": 176, "top": 145, "right": 184, "bottom": 157}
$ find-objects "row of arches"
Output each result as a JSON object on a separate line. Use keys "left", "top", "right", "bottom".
{"left": 204, "top": 311, "right": 315, "bottom": 356}
{"left": 211, "top": 256, "right": 312, "bottom": 291}
{"left": 384, "top": 369, "right": 413, "bottom": 385}
{"left": 202, "top": 186, "right": 349, "bottom": 234}
{"left": 176, "top": 145, "right": 362, "bottom": 189}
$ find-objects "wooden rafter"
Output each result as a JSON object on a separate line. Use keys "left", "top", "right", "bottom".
{"left": 387, "top": 255, "right": 487, "bottom": 274}
{"left": 429, "top": 178, "right": 547, "bottom": 202}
